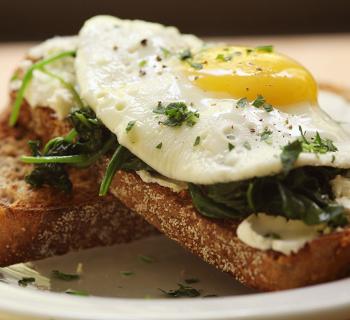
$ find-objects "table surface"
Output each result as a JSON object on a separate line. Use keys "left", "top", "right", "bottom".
{"left": 0, "top": 34, "right": 350, "bottom": 320}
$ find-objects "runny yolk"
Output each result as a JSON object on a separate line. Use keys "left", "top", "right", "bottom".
{"left": 185, "top": 46, "right": 318, "bottom": 109}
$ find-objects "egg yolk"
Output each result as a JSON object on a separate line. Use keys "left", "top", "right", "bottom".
{"left": 185, "top": 46, "right": 318, "bottom": 108}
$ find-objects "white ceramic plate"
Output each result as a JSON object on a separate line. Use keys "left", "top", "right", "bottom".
{"left": 0, "top": 235, "right": 349, "bottom": 320}
{"left": 0, "top": 90, "right": 349, "bottom": 320}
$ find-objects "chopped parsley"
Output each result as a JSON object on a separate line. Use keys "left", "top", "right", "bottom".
{"left": 138, "top": 60, "right": 147, "bottom": 68}
{"left": 156, "top": 142, "right": 163, "bottom": 149}
{"left": 264, "top": 232, "right": 281, "bottom": 239}
{"left": 236, "top": 97, "right": 249, "bottom": 108}
{"left": 255, "top": 45, "right": 274, "bottom": 53}
{"left": 260, "top": 128, "right": 273, "bottom": 142}
{"left": 120, "top": 271, "right": 134, "bottom": 276}
{"left": 189, "top": 62, "right": 203, "bottom": 70}
{"left": 153, "top": 102, "right": 199, "bottom": 127}
{"left": 246, "top": 48, "right": 253, "bottom": 55}
{"left": 243, "top": 141, "right": 251, "bottom": 150}
{"left": 298, "top": 126, "right": 338, "bottom": 154}
{"left": 179, "top": 49, "right": 193, "bottom": 61}
{"left": 18, "top": 277, "right": 35, "bottom": 287}
{"left": 160, "top": 283, "right": 200, "bottom": 298}
{"left": 216, "top": 53, "right": 232, "bottom": 62}
{"left": 228, "top": 142, "right": 235, "bottom": 151}
{"left": 252, "top": 95, "right": 265, "bottom": 108}
{"left": 51, "top": 270, "right": 80, "bottom": 281}
{"left": 263, "top": 103, "right": 273, "bottom": 112}
{"left": 194, "top": 136, "right": 201, "bottom": 146}
{"left": 138, "top": 254, "right": 155, "bottom": 263}
{"left": 65, "top": 289, "right": 89, "bottom": 296}
{"left": 184, "top": 278, "right": 199, "bottom": 284}
{"left": 126, "top": 120, "right": 136, "bottom": 133}
{"left": 161, "top": 47, "right": 171, "bottom": 58}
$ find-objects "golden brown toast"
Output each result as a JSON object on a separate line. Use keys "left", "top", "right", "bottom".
{"left": 0, "top": 110, "right": 156, "bottom": 266}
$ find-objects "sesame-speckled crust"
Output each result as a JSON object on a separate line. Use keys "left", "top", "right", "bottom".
{"left": 0, "top": 108, "right": 156, "bottom": 266}
{"left": 102, "top": 160, "right": 350, "bottom": 291}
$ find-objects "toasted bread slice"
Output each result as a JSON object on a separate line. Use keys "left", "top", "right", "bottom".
{"left": 97, "top": 87, "right": 350, "bottom": 291}
{"left": 0, "top": 110, "right": 156, "bottom": 267}
{"left": 103, "top": 169, "right": 350, "bottom": 291}
{"left": 11, "top": 87, "right": 350, "bottom": 290}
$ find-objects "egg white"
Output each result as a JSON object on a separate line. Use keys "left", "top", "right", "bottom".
{"left": 75, "top": 16, "right": 350, "bottom": 184}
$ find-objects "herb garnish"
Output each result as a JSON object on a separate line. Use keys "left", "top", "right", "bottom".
{"left": 153, "top": 102, "right": 199, "bottom": 127}
{"left": 138, "top": 255, "right": 155, "bottom": 263}
{"left": 243, "top": 141, "right": 251, "bottom": 150}
{"left": 255, "top": 45, "right": 274, "bottom": 53}
{"left": 298, "top": 126, "right": 338, "bottom": 153}
{"left": 216, "top": 53, "right": 232, "bottom": 62}
{"left": 263, "top": 103, "right": 273, "bottom": 112}
{"left": 65, "top": 289, "right": 89, "bottom": 296}
{"left": 160, "top": 283, "right": 200, "bottom": 298}
{"left": 156, "top": 142, "right": 163, "bottom": 149}
{"left": 18, "top": 277, "right": 35, "bottom": 287}
{"left": 184, "top": 278, "right": 199, "bottom": 284}
{"left": 260, "top": 128, "right": 273, "bottom": 142}
{"left": 120, "top": 271, "right": 134, "bottom": 276}
{"left": 179, "top": 49, "right": 193, "bottom": 61}
{"left": 252, "top": 95, "right": 265, "bottom": 108}
{"left": 194, "top": 136, "right": 201, "bottom": 146}
{"left": 236, "top": 97, "right": 249, "bottom": 108}
{"left": 228, "top": 142, "right": 235, "bottom": 151}
{"left": 126, "top": 120, "right": 136, "bottom": 133}
{"left": 52, "top": 270, "right": 80, "bottom": 281}
{"left": 280, "top": 127, "right": 338, "bottom": 174}
{"left": 138, "top": 60, "right": 147, "bottom": 68}
{"left": 10, "top": 50, "right": 76, "bottom": 126}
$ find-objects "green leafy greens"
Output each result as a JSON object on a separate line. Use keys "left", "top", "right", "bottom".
{"left": 189, "top": 166, "right": 347, "bottom": 227}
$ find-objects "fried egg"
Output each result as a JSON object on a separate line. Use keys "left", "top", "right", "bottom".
{"left": 76, "top": 16, "right": 350, "bottom": 184}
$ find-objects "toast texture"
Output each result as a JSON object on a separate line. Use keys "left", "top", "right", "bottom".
{"left": 0, "top": 110, "right": 156, "bottom": 267}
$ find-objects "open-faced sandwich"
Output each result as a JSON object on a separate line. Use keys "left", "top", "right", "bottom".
{"left": 7, "top": 15, "right": 350, "bottom": 290}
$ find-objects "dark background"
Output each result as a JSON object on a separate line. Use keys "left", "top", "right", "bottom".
{"left": 1, "top": 0, "right": 350, "bottom": 41}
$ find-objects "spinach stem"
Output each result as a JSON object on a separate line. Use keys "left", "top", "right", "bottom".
{"left": 99, "top": 145, "right": 129, "bottom": 196}
{"left": 21, "top": 154, "right": 88, "bottom": 164}
{"left": 9, "top": 50, "right": 76, "bottom": 126}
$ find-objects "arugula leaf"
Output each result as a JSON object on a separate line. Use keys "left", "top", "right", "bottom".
{"left": 154, "top": 102, "right": 199, "bottom": 127}
{"left": 10, "top": 50, "right": 76, "bottom": 126}
{"left": 52, "top": 270, "right": 80, "bottom": 281}
{"left": 160, "top": 283, "right": 200, "bottom": 298}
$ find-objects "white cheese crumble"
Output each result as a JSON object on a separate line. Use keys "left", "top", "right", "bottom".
{"left": 237, "top": 213, "right": 323, "bottom": 255}
{"left": 15, "top": 36, "right": 78, "bottom": 119}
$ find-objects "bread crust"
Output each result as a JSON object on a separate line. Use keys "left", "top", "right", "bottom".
{"left": 0, "top": 110, "right": 156, "bottom": 266}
